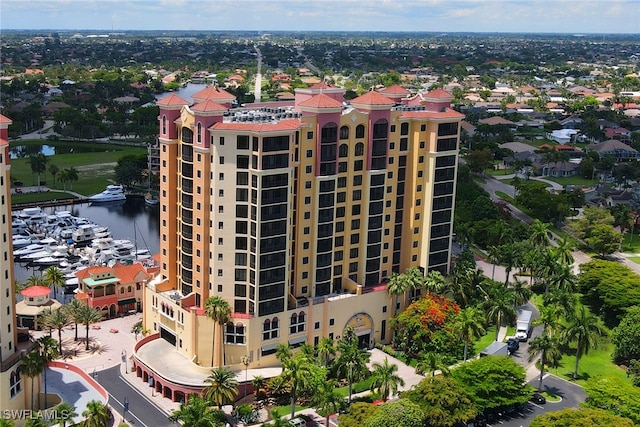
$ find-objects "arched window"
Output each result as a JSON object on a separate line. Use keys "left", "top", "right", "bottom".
{"left": 127, "top": 286, "right": 132, "bottom": 293}
{"left": 10, "top": 369, "right": 22, "bottom": 397}
{"left": 339, "top": 144, "right": 349, "bottom": 158}
{"left": 263, "top": 317, "right": 279, "bottom": 340}
{"left": 339, "top": 126, "right": 350, "bottom": 140}
{"left": 197, "top": 122, "right": 202, "bottom": 143}
{"left": 182, "top": 127, "right": 193, "bottom": 143}
{"left": 355, "top": 124, "right": 365, "bottom": 139}
{"left": 290, "top": 311, "right": 306, "bottom": 334}
{"left": 162, "top": 116, "right": 167, "bottom": 135}
{"left": 355, "top": 143, "right": 364, "bottom": 156}
{"left": 226, "top": 322, "right": 246, "bottom": 344}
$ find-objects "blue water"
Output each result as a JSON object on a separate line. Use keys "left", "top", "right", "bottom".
{"left": 13, "top": 198, "right": 160, "bottom": 284}
{"left": 155, "top": 82, "right": 208, "bottom": 105}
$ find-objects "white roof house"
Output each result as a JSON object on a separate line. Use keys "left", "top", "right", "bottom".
{"left": 548, "top": 129, "right": 578, "bottom": 144}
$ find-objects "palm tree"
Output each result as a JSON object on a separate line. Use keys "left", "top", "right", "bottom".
{"left": 26, "top": 153, "right": 48, "bottom": 190}
{"left": 24, "top": 415, "right": 48, "bottom": 427}
{"left": 336, "top": 334, "right": 370, "bottom": 403}
{"left": 25, "top": 274, "right": 44, "bottom": 288}
{"left": 203, "top": 366, "right": 238, "bottom": 409}
{"left": 414, "top": 351, "right": 450, "bottom": 378}
{"left": 312, "top": 380, "right": 343, "bottom": 427}
{"left": 369, "top": 357, "right": 405, "bottom": 400}
{"left": 560, "top": 305, "right": 607, "bottom": 379}
{"left": 483, "top": 284, "right": 517, "bottom": 341}
{"left": 64, "top": 299, "right": 83, "bottom": 342}
{"left": 53, "top": 402, "right": 77, "bottom": 427}
{"left": 47, "top": 308, "right": 70, "bottom": 355}
{"left": 44, "top": 266, "right": 65, "bottom": 300}
{"left": 252, "top": 375, "right": 266, "bottom": 398}
{"left": 452, "top": 307, "right": 486, "bottom": 361}
{"left": 528, "top": 333, "right": 562, "bottom": 390}
{"left": 511, "top": 278, "right": 532, "bottom": 310}
{"left": 20, "top": 352, "right": 43, "bottom": 409}
{"left": 49, "top": 164, "right": 60, "bottom": 187}
{"left": 0, "top": 418, "right": 15, "bottom": 427}
{"left": 486, "top": 245, "right": 501, "bottom": 281}
{"left": 275, "top": 343, "right": 292, "bottom": 363}
{"left": 58, "top": 169, "right": 70, "bottom": 191}
{"left": 204, "top": 296, "right": 232, "bottom": 367}
{"left": 552, "top": 235, "right": 574, "bottom": 267}
{"left": 545, "top": 263, "right": 576, "bottom": 295}
{"left": 316, "top": 337, "right": 336, "bottom": 368}
{"left": 168, "top": 394, "right": 219, "bottom": 427}
{"left": 422, "top": 270, "right": 446, "bottom": 295}
{"left": 386, "top": 272, "right": 411, "bottom": 314}
{"left": 82, "top": 400, "right": 110, "bottom": 427}
{"left": 39, "top": 308, "right": 54, "bottom": 338}
{"left": 36, "top": 336, "right": 60, "bottom": 410}
{"left": 76, "top": 304, "right": 102, "bottom": 351}
{"left": 64, "top": 167, "right": 79, "bottom": 190}
{"left": 528, "top": 219, "right": 552, "bottom": 248}
{"left": 534, "top": 304, "right": 561, "bottom": 335}
{"left": 499, "top": 242, "right": 522, "bottom": 285}
{"left": 280, "top": 353, "right": 315, "bottom": 420}
{"left": 543, "top": 287, "right": 579, "bottom": 317}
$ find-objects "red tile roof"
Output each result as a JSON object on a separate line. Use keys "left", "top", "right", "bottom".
{"left": 379, "top": 84, "right": 410, "bottom": 96}
{"left": 21, "top": 286, "right": 51, "bottom": 297}
{"left": 0, "top": 114, "right": 12, "bottom": 123}
{"left": 212, "top": 119, "right": 303, "bottom": 132}
{"left": 192, "top": 86, "right": 235, "bottom": 101}
{"left": 309, "top": 81, "right": 335, "bottom": 90}
{"left": 191, "top": 100, "right": 227, "bottom": 113}
{"left": 425, "top": 88, "right": 454, "bottom": 99}
{"left": 351, "top": 91, "right": 395, "bottom": 106}
{"left": 112, "top": 263, "right": 147, "bottom": 283}
{"left": 157, "top": 93, "right": 189, "bottom": 107}
{"left": 298, "top": 93, "right": 343, "bottom": 109}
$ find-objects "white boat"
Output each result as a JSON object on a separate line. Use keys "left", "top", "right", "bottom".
{"left": 72, "top": 224, "right": 99, "bottom": 245}
{"left": 12, "top": 235, "right": 33, "bottom": 248}
{"left": 89, "top": 185, "right": 126, "bottom": 203}
{"left": 33, "top": 256, "right": 63, "bottom": 266}
{"left": 13, "top": 244, "right": 44, "bottom": 257}
{"left": 144, "top": 193, "right": 159, "bottom": 207}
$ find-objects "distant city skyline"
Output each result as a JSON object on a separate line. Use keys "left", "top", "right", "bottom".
{"left": 1, "top": 0, "right": 638, "bottom": 34}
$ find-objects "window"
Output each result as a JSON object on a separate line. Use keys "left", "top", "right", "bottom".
{"left": 10, "top": 369, "right": 21, "bottom": 398}
{"left": 340, "top": 126, "right": 350, "bottom": 140}
{"left": 263, "top": 317, "right": 279, "bottom": 340}
{"left": 225, "top": 322, "right": 246, "bottom": 344}
{"left": 356, "top": 125, "right": 365, "bottom": 138}
{"left": 290, "top": 312, "right": 306, "bottom": 334}
{"left": 220, "top": 156, "right": 225, "bottom": 164}
{"left": 355, "top": 143, "right": 364, "bottom": 156}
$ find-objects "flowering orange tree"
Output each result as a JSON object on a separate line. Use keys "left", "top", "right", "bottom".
{"left": 391, "top": 294, "right": 463, "bottom": 359}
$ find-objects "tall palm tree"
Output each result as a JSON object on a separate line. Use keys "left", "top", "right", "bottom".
{"left": 414, "top": 351, "right": 450, "bottom": 378}
{"left": 336, "top": 334, "right": 370, "bottom": 403}
{"left": 316, "top": 337, "right": 336, "bottom": 368}
{"left": 53, "top": 402, "right": 77, "bottom": 427}
{"left": 36, "top": 336, "right": 60, "bottom": 410}
{"left": 543, "top": 287, "right": 578, "bottom": 317}
{"left": 82, "top": 400, "right": 110, "bottom": 427}
{"left": 422, "top": 270, "right": 446, "bottom": 296}
{"left": 528, "top": 333, "right": 562, "bottom": 391}
{"left": 44, "top": 266, "right": 65, "bottom": 300}
{"left": 545, "top": 263, "right": 576, "bottom": 295}
{"left": 47, "top": 308, "right": 70, "bottom": 355}
{"left": 275, "top": 343, "right": 292, "bottom": 363}
{"left": 483, "top": 284, "right": 517, "bottom": 341}
{"left": 20, "top": 352, "right": 43, "bottom": 410}
{"left": 203, "top": 366, "right": 238, "bottom": 409}
{"left": 64, "top": 299, "right": 84, "bottom": 342}
{"left": 64, "top": 167, "right": 79, "bottom": 190}
{"left": 369, "top": 358, "right": 405, "bottom": 400}
{"left": 39, "top": 308, "right": 54, "bottom": 338}
{"left": 386, "top": 272, "right": 411, "bottom": 314}
{"left": 168, "top": 394, "right": 219, "bottom": 427}
{"left": 26, "top": 153, "right": 48, "bottom": 190}
{"left": 76, "top": 304, "right": 102, "bottom": 351}
{"left": 499, "top": 242, "right": 522, "bottom": 286}
{"left": 528, "top": 219, "right": 552, "bottom": 248}
{"left": 560, "top": 305, "right": 607, "bottom": 379}
{"left": 552, "top": 235, "right": 574, "bottom": 267}
{"left": 312, "top": 380, "right": 343, "bottom": 427}
{"left": 486, "top": 245, "right": 501, "bottom": 281}
{"left": 534, "top": 304, "right": 561, "bottom": 335}
{"left": 25, "top": 274, "right": 44, "bottom": 288}
{"left": 510, "top": 278, "right": 532, "bottom": 310}
{"left": 204, "top": 296, "right": 232, "bottom": 367}
{"left": 452, "top": 307, "right": 486, "bottom": 361}
{"left": 58, "top": 169, "right": 70, "bottom": 191}
{"left": 280, "top": 353, "right": 315, "bottom": 420}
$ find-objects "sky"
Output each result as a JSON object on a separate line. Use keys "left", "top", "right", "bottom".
{"left": 1, "top": 0, "right": 638, "bottom": 34}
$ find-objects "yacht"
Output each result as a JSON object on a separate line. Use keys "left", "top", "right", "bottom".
{"left": 144, "top": 193, "right": 159, "bottom": 207}
{"left": 89, "top": 185, "right": 126, "bottom": 203}
{"left": 12, "top": 235, "right": 33, "bottom": 249}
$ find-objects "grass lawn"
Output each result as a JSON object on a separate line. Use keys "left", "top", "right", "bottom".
{"left": 621, "top": 231, "right": 640, "bottom": 254}
{"left": 270, "top": 404, "right": 308, "bottom": 418}
{"left": 552, "top": 342, "right": 630, "bottom": 387}
{"left": 495, "top": 191, "right": 515, "bottom": 203}
{"left": 336, "top": 375, "right": 376, "bottom": 398}
{"left": 9, "top": 139, "right": 147, "bottom": 199}
{"left": 542, "top": 176, "right": 599, "bottom": 187}
{"left": 627, "top": 256, "right": 640, "bottom": 265}
{"left": 474, "top": 326, "right": 498, "bottom": 355}
{"left": 10, "top": 191, "right": 76, "bottom": 205}
{"left": 540, "top": 390, "right": 561, "bottom": 402}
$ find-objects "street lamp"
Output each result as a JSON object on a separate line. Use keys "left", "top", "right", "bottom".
{"left": 241, "top": 354, "right": 250, "bottom": 401}
{"left": 630, "top": 215, "right": 640, "bottom": 250}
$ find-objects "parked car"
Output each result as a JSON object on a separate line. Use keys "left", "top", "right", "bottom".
{"left": 506, "top": 337, "right": 519, "bottom": 354}
{"left": 530, "top": 392, "right": 546, "bottom": 404}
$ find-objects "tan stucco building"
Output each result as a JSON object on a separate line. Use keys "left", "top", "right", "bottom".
{"left": 136, "top": 84, "right": 463, "bottom": 400}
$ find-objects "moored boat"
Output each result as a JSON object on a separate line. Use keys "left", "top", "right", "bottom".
{"left": 89, "top": 185, "right": 126, "bottom": 203}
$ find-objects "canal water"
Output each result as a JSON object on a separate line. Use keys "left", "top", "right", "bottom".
{"left": 13, "top": 198, "right": 160, "bottom": 285}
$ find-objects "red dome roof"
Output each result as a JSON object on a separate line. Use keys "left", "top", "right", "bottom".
{"left": 21, "top": 286, "right": 51, "bottom": 297}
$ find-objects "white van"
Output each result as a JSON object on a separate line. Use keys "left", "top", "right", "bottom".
{"left": 289, "top": 418, "right": 306, "bottom": 427}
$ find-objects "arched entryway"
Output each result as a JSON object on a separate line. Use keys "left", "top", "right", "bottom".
{"left": 344, "top": 312, "right": 374, "bottom": 349}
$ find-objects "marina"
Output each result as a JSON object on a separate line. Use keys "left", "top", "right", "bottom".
{"left": 11, "top": 198, "right": 160, "bottom": 287}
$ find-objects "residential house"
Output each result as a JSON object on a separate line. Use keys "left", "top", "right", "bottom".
{"left": 586, "top": 139, "right": 639, "bottom": 161}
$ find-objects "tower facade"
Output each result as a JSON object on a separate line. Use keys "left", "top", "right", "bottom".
{"left": 0, "top": 114, "right": 28, "bottom": 413}
{"left": 143, "top": 85, "right": 463, "bottom": 371}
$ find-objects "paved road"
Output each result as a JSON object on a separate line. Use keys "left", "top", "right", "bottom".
{"left": 98, "top": 365, "right": 176, "bottom": 427}
{"left": 492, "top": 375, "right": 587, "bottom": 427}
